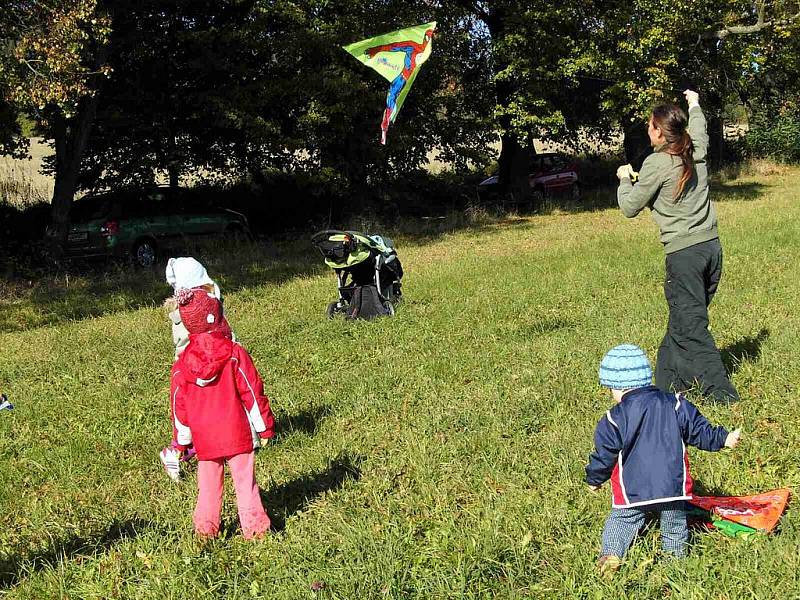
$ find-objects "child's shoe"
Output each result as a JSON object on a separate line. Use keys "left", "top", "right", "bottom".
{"left": 597, "top": 555, "right": 621, "bottom": 578}
{"left": 159, "top": 447, "right": 182, "bottom": 481}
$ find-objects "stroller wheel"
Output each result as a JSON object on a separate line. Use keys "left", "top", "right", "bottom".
{"left": 325, "top": 302, "right": 339, "bottom": 319}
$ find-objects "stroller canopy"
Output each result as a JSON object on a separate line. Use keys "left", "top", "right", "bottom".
{"left": 311, "top": 230, "right": 395, "bottom": 270}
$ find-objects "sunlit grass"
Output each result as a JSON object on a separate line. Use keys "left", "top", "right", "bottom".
{"left": 0, "top": 168, "right": 798, "bottom": 598}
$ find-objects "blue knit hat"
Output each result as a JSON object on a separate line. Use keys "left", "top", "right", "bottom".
{"left": 599, "top": 344, "right": 653, "bottom": 389}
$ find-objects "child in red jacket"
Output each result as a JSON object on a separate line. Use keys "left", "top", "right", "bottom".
{"left": 171, "top": 287, "right": 274, "bottom": 539}
{"left": 160, "top": 257, "right": 235, "bottom": 481}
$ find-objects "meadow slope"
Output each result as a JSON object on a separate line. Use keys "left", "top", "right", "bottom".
{"left": 0, "top": 169, "right": 799, "bottom": 599}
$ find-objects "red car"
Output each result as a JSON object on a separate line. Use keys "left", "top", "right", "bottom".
{"left": 477, "top": 152, "right": 580, "bottom": 206}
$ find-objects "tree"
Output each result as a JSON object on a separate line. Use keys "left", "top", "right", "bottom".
{"left": 420, "top": 0, "right": 617, "bottom": 202}
{"left": 80, "top": 0, "right": 269, "bottom": 190}
{"left": 584, "top": 0, "right": 800, "bottom": 166}
{"left": 0, "top": 0, "right": 111, "bottom": 232}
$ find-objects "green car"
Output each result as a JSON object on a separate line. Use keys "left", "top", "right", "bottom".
{"left": 52, "top": 187, "right": 251, "bottom": 267}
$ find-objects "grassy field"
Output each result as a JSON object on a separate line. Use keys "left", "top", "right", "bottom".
{"left": 0, "top": 168, "right": 799, "bottom": 599}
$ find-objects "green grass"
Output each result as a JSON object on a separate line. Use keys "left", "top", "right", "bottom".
{"left": 1, "top": 170, "right": 800, "bottom": 599}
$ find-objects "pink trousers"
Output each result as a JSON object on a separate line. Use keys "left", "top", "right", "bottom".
{"left": 193, "top": 451, "right": 271, "bottom": 539}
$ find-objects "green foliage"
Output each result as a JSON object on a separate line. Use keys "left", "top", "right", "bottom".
{"left": 744, "top": 101, "right": 800, "bottom": 163}
{"left": 0, "top": 0, "right": 112, "bottom": 113}
{"left": 3, "top": 0, "right": 800, "bottom": 219}
{"left": 77, "top": 0, "right": 498, "bottom": 192}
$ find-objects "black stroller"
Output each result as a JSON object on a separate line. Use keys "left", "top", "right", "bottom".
{"left": 311, "top": 230, "right": 403, "bottom": 319}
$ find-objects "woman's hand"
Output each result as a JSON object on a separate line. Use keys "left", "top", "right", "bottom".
{"left": 683, "top": 89, "right": 700, "bottom": 107}
{"left": 616, "top": 164, "right": 634, "bottom": 181}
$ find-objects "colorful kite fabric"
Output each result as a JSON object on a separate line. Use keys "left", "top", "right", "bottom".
{"left": 343, "top": 21, "right": 436, "bottom": 145}
{"left": 689, "top": 488, "right": 791, "bottom": 533}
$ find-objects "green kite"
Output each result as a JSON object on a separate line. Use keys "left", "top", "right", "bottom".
{"left": 343, "top": 22, "right": 436, "bottom": 144}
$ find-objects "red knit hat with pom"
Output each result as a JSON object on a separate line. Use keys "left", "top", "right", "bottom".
{"left": 176, "top": 288, "right": 230, "bottom": 336}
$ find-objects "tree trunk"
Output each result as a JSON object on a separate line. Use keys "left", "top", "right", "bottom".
{"left": 49, "top": 44, "right": 107, "bottom": 239}
{"left": 705, "top": 93, "right": 725, "bottom": 169}
{"left": 496, "top": 130, "right": 532, "bottom": 206}
{"left": 50, "top": 94, "right": 100, "bottom": 238}
{"left": 485, "top": 7, "right": 531, "bottom": 208}
{"left": 168, "top": 163, "right": 180, "bottom": 189}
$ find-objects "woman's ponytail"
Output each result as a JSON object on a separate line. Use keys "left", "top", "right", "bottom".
{"left": 651, "top": 104, "right": 694, "bottom": 200}
{"left": 671, "top": 131, "right": 694, "bottom": 200}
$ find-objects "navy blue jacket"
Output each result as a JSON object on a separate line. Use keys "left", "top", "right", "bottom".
{"left": 585, "top": 386, "right": 728, "bottom": 508}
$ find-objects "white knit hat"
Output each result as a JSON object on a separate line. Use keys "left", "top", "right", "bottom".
{"left": 165, "top": 257, "right": 220, "bottom": 298}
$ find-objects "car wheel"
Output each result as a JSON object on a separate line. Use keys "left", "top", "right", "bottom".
{"left": 132, "top": 239, "right": 157, "bottom": 268}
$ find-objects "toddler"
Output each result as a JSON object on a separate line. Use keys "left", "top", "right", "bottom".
{"left": 586, "top": 344, "right": 741, "bottom": 576}
{"left": 160, "top": 257, "right": 234, "bottom": 480}
{"left": 171, "top": 287, "right": 274, "bottom": 539}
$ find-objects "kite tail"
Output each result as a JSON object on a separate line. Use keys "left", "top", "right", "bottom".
{"left": 380, "top": 108, "right": 393, "bottom": 145}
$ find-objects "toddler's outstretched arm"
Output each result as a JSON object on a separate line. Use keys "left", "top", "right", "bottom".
{"left": 676, "top": 396, "right": 729, "bottom": 451}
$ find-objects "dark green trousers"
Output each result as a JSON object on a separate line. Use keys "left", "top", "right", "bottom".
{"left": 655, "top": 238, "right": 739, "bottom": 402}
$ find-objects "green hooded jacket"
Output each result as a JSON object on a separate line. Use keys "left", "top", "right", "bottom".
{"left": 617, "top": 106, "right": 718, "bottom": 254}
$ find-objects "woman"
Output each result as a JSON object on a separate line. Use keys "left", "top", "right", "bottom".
{"left": 616, "top": 90, "right": 739, "bottom": 403}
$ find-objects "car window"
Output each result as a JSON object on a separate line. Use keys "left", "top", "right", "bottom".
{"left": 550, "top": 155, "right": 568, "bottom": 170}
{"left": 528, "top": 156, "right": 542, "bottom": 172}
{"left": 124, "top": 199, "right": 154, "bottom": 218}
{"left": 71, "top": 196, "right": 112, "bottom": 221}
{"left": 177, "top": 195, "right": 218, "bottom": 215}
{"left": 146, "top": 189, "right": 168, "bottom": 203}
{"left": 123, "top": 189, "right": 175, "bottom": 217}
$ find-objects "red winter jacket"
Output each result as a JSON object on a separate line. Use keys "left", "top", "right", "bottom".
{"left": 171, "top": 332, "right": 275, "bottom": 460}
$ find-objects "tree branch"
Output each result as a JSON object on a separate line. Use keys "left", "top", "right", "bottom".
{"left": 702, "top": 3, "right": 800, "bottom": 40}
{"left": 21, "top": 57, "right": 46, "bottom": 79}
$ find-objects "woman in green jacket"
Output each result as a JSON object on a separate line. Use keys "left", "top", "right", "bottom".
{"left": 616, "top": 90, "right": 739, "bottom": 403}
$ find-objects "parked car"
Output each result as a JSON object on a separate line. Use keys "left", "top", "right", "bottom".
{"left": 48, "top": 187, "right": 251, "bottom": 267}
{"left": 476, "top": 152, "right": 580, "bottom": 207}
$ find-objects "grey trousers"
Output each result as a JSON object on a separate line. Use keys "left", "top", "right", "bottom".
{"left": 601, "top": 501, "right": 688, "bottom": 558}
{"left": 655, "top": 238, "right": 739, "bottom": 402}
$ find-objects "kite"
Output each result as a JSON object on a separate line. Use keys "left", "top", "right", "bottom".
{"left": 343, "top": 22, "right": 436, "bottom": 145}
{"left": 688, "top": 488, "right": 791, "bottom": 537}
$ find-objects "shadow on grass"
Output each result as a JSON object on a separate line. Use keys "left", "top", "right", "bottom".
{"left": 273, "top": 404, "right": 332, "bottom": 439}
{"left": 0, "top": 238, "right": 326, "bottom": 333}
{"left": 524, "top": 316, "right": 576, "bottom": 336}
{"left": 0, "top": 518, "right": 152, "bottom": 589}
{"left": 260, "top": 453, "right": 363, "bottom": 533}
{"left": 711, "top": 181, "right": 769, "bottom": 202}
{"left": 499, "top": 316, "right": 577, "bottom": 342}
{"left": 1, "top": 173, "right": 774, "bottom": 333}
{"left": 721, "top": 328, "right": 769, "bottom": 374}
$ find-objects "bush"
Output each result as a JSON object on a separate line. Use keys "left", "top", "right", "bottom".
{"left": 744, "top": 101, "right": 800, "bottom": 163}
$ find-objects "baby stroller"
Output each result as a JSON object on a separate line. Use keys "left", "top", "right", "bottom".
{"left": 311, "top": 230, "right": 403, "bottom": 319}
